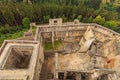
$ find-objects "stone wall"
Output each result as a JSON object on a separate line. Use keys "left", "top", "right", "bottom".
{"left": 36, "top": 19, "right": 120, "bottom": 80}
{"left": 0, "top": 40, "right": 43, "bottom": 80}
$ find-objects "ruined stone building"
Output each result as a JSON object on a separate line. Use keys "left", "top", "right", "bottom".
{"left": 0, "top": 18, "right": 120, "bottom": 80}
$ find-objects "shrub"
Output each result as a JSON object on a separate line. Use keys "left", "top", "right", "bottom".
{"left": 22, "top": 17, "right": 30, "bottom": 28}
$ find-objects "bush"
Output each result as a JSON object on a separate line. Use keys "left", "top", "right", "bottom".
{"left": 104, "top": 20, "right": 118, "bottom": 29}
{"left": 93, "top": 15, "right": 105, "bottom": 25}
{"left": 43, "top": 15, "right": 50, "bottom": 23}
{"left": 22, "top": 17, "right": 30, "bottom": 28}
{"left": 77, "top": 15, "right": 82, "bottom": 21}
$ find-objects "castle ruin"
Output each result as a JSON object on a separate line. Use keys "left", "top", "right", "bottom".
{"left": 0, "top": 18, "right": 120, "bottom": 80}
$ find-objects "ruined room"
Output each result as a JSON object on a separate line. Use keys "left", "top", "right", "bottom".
{"left": 38, "top": 19, "right": 120, "bottom": 80}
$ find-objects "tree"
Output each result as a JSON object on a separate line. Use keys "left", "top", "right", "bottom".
{"left": 85, "top": 0, "right": 101, "bottom": 9}
{"left": 104, "top": 20, "right": 118, "bottom": 29}
{"left": 93, "top": 15, "right": 105, "bottom": 25}
{"left": 77, "top": 15, "right": 82, "bottom": 21}
{"left": 104, "top": 3, "right": 117, "bottom": 11}
{"left": 22, "top": 17, "right": 30, "bottom": 28}
{"left": 83, "top": 16, "right": 93, "bottom": 23}
{"left": 43, "top": 15, "right": 50, "bottom": 23}
{"left": 116, "top": 7, "right": 120, "bottom": 13}
{"left": 61, "top": 15, "right": 67, "bottom": 22}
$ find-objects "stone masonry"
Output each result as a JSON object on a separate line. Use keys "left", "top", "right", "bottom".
{"left": 0, "top": 18, "right": 120, "bottom": 80}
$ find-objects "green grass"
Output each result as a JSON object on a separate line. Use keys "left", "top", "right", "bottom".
{"left": 44, "top": 41, "right": 53, "bottom": 50}
{"left": 44, "top": 40, "right": 61, "bottom": 50}
{"left": 0, "top": 29, "right": 28, "bottom": 46}
{"left": 0, "top": 25, "right": 37, "bottom": 46}
{"left": 54, "top": 40, "right": 61, "bottom": 49}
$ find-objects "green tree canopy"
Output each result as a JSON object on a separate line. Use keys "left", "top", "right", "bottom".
{"left": 104, "top": 20, "right": 118, "bottom": 29}
{"left": 93, "top": 15, "right": 105, "bottom": 25}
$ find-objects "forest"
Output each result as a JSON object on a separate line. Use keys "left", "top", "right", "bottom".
{"left": 0, "top": 0, "right": 120, "bottom": 45}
